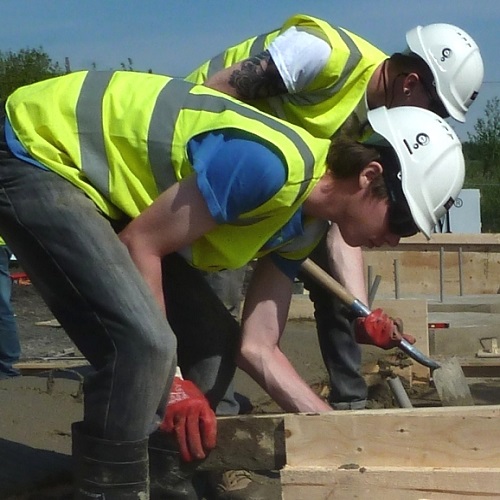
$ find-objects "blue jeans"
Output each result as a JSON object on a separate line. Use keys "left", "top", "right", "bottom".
{"left": 0, "top": 153, "right": 176, "bottom": 441}
{"left": 0, "top": 245, "right": 20, "bottom": 378}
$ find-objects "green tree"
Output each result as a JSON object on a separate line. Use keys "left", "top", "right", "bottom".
{"left": 0, "top": 47, "right": 64, "bottom": 100}
{"left": 118, "top": 57, "right": 152, "bottom": 73}
{"left": 467, "top": 97, "right": 500, "bottom": 177}
{"left": 463, "top": 97, "right": 500, "bottom": 232}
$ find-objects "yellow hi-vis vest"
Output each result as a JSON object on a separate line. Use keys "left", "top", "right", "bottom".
{"left": 186, "top": 14, "right": 387, "bottom": 139}
{"left": 6, "top": 71, "right": 329, "bottom": 271}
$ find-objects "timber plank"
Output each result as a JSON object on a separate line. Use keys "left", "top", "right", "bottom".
{"left": 454, "top": 355, "right": 500, "bottom": 378}
{"left": 199, "top": 414, "right": 286, "bottom": 471}
{"left": 202, "top": 406, "right": 500, "bottom": 471}
{"left": 281, "top": 466, "right": 500, "bottom": 499}
{"left": 284, "top": 407, "right": 500, "bottom": 468}
{"left": 15, "top": 360, "right": 89, "bottom": 372}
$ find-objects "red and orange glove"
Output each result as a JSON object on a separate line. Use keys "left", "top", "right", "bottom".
{"left": 354, "top": 308, "right": 416, "bottom": 349}
{"left": 160, "top": 377, "right": 217, "bottom": 462}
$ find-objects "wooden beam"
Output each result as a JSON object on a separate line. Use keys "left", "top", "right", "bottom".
{"left": 198, "top": 414, "right": 286, "bottom": 471}
{"left": 200, "top": 405, "right": 500, "bottom": 472}
{"left": 364, "top": 234, "right": 500, "bottom": 296}
{"left": 455, "top": 356, "right": 500, "bottom": 378}
{"left": 369, "top": 232, "right": 500, "bottom": 252}
{"left": 281, "top": 466, "right": 500, "bottom": 499}
{"left": 14, "top": 360, "right": 89, "bottom": 373}
{"left": 284, "top": 407, "right": 500, "bottom": 469}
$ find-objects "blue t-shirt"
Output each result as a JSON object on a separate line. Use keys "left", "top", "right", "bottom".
{"left": 187, "top": 130, "right": 310, "bottom": 278}
{"left": 4, "top": 118, "right": 47, "bottom": 170}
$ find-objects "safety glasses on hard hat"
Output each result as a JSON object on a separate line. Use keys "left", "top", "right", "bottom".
{"left": 387, "top": 194, "right": 420, "bottom": 237}
{"left": 378, "top": 147, "right": 420, "bottom": 238}
{"left": 420, "top": 79, "right": 450, "bottom": 119}
{"left": 395, "top": 66, "right": 450, "bottom": 119}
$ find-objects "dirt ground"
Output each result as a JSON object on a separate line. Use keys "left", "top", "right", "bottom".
{"left": 4, "top": 275, "right": 500, "bottom": 498}
{"left": 11, "top": 278, "right": 76, "bottom": 360}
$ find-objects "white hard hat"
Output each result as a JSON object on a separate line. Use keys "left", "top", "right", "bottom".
{"left": 406, "top": 23, "right": 484, "bottom": 122}
{"left": 366, "top": 106, "right": 465, "bottom": 239}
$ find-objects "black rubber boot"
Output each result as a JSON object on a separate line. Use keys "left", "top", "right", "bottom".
{"left": 148, "top": 430, "right": 202, "bottom": 499}
{"left": 71, "top": 421, "right": 150, "bottom": 499}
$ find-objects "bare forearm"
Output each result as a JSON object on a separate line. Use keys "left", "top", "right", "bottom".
{"left": 327, "top": 224, "right": 368, "bottom": 304}
{"left": 239, "top": 257, "right": 332, "bottom": 413}
{"left": 119, "top": 176, "right": 217, "bottom": 314}
{"left": 119, "top": 233, "right": 166, "bottom": 313}
{"left": 237, "top": 344, "right": 332, "bottom": 412}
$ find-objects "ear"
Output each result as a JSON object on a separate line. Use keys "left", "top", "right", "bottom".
{"left": 402, "top": 72, "right": 420, "bottom": 94}
{"left": 359, "top": 161, "right": 383, "bottom": 189}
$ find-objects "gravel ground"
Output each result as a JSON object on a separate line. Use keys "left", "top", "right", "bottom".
{"left": 11, "top": 278, "right": 76, "bottom": 360}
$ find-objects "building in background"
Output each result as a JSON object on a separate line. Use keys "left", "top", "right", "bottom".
{"left": 436, "top": 189, "right": 481, "bottom": 234}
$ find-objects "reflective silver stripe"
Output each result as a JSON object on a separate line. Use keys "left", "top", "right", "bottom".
{"left": 287, "top": 27, "right": 362, "bottom": 106}
{"left": 276, "top": 219, "right": 328, "bottom": 254}
{"left": 206, "top": 32, "right": 271, "bottom": 79}
{"left": 149, "top": 78, "right": 193, "bottom": 192}
{"left": 248, "top": 32, "right": 269, "bottom": 56}
{"left": 206, "top": 51, "right": 226, "bottom": 80}
{"left": 180, "top": 91, "right": 316, "bottom": 203}
{"left": 76, "top": 73, "right": 316, "bottom": 205}
{"left": 76, "top": 71, "right": 114, "bottom": 197}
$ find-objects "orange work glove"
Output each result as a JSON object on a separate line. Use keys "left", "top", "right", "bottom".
{"left": 354, "top": 308, "right": 416, "bottom": 349}
{"left": 160, "top": 377, "right": 217, "bottom": 462}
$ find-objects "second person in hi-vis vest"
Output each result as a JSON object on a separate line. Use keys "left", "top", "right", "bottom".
{"left": 0, "top": 70, "right": 464, "bottom": 498}
{"left": 186, "top": 14, "right": 484, "bottom": 421}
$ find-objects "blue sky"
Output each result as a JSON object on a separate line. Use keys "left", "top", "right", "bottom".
{"left": 0, "top": 0, "right": 498, "bottom": 140}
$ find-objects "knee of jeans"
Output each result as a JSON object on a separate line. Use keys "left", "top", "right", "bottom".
{"left": 155, "top": 334, "right": 176, "bottom": 365}
{"left": 134, "top": 326, "right": 177, "bottom": 370}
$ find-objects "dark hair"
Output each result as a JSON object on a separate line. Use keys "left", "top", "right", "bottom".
{"left": 326, "top": 135, "right": 389, "bottom": 199}
{"left": 389, "top": 52, "right": 434, "bottom": 83}
{"left": 388, "top": 53, "right": 449, "bottom": 118}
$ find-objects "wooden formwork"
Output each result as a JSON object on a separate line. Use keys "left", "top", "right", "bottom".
{"left": 204, "top": 406, "right": 500, "bottom": 499}
{"left": 2, "top": 384, "right": 500, "bottom": 498}
{"left": 364, "top": 233, "right": 500, "bottom": 297}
